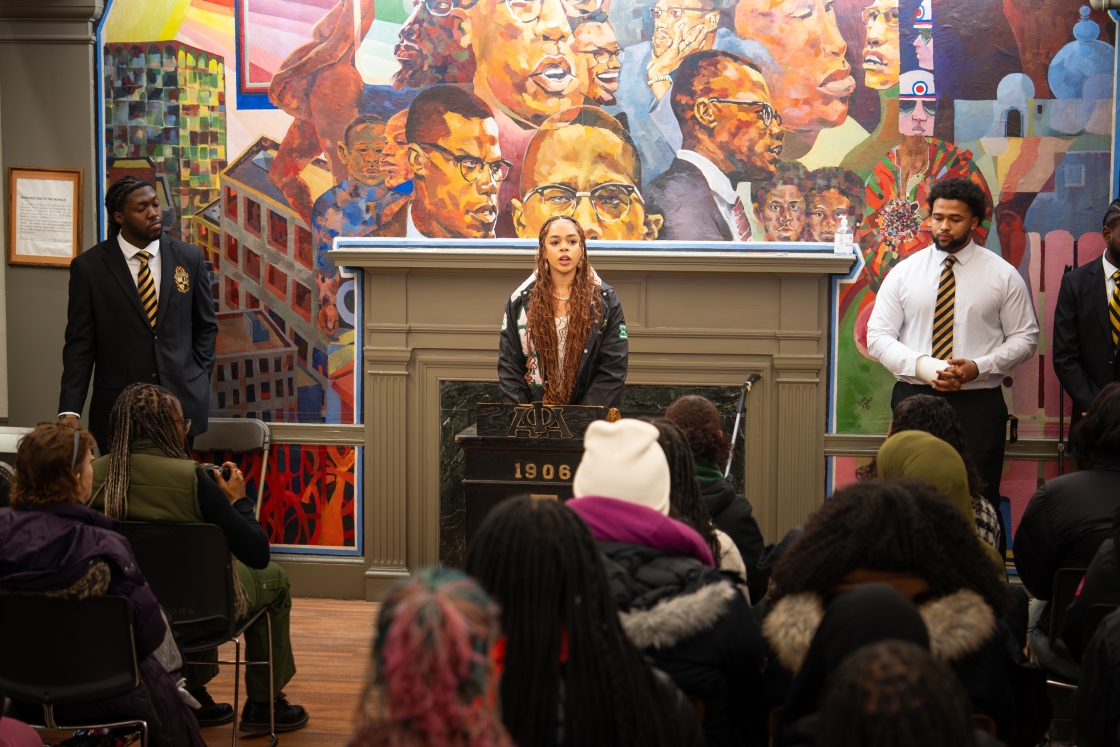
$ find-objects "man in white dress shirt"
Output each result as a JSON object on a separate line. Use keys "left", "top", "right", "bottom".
{"left": 867, "top": 178, "right": 1039, "bottom": 556}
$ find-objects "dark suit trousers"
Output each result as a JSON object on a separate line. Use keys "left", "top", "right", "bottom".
{"left": 891, "top": 382, "right": 1009, "bottom": 558}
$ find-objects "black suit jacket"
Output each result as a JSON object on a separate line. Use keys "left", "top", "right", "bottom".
{"left": 59, "top": 234, "right": 218, "bottom": 447}
{"left": 644, "top": 158, "right": 734, "bottom": 242}
{"left": 1053, "top": 257, "right": 1120, "bottom": 427}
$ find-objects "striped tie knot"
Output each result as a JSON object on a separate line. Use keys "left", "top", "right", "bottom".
{"left": 930, "top": 254, "right": 958, "bottom": 361}
{"left": 137, "top": 250, "right": 151, "bottom": 266}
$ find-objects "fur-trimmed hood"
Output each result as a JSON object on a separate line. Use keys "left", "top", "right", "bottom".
{"left": 763, "top": 588, "right": 997, "bottom": 673}
{"left": 621, "top": 579, "right": 739, "bottom": 650}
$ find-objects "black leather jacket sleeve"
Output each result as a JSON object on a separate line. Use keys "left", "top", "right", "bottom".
{"left": 498, "top": 293, "right": 532, "bottom": 404}
{"left": 577, "top": 288, "right": 628, "bottom": 408}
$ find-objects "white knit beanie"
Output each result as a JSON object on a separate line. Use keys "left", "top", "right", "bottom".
{"left": 572, "top": 419, "right": 671, "bottom": 515}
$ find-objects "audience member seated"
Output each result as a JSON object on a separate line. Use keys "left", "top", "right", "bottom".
{"left": 816, "top": 640, "right": 985, "bottom": 747}
{"left": 347, "top": 568, "right": 512, "bottom": 747}
{"left": 465, "top": 495, "right": 705, "bottom": 747}
{"left": 0, "top": 423, "right": 205, "bottom": 747}
{"left": 563, "top": 418, "right": 768, "bottom": 747}
{"left": 88, "top": 383, "right": 308, "bottom": 734}
{"left": 1065, "top": 506, "right": 1120, "bottom": 663}
{"left": 775, "top": 584, "right": 931, "bottom": 745}
{"left": 666, "top": 395, "right": 768, "bottom": 602}
{"left": 1015, "top": 381, "right": 1120, "bottom": 680}
{"left": 651, "top": 418, "right": 748, "bottom": 587}
{"left": 856, "top": 394, "right": 1002, "bottom": 552}
{"left": 763, "top": 480, "right": 1025, "bottom": 742}
{"left": 1076, "top": 606, "right": 1120, "bottom": 747}
{"left": 875, "top": 430, "right": 1006, "bottom": 576}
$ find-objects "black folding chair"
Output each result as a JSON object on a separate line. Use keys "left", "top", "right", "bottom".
{"left": 1049, "top": 567, "right": 1090, "bottom": 664}
{"left": 118, "top": 522, "right": 276, "bottom": 747}
{"left": 0, "top": 595, "right": 148, "bottom": 746}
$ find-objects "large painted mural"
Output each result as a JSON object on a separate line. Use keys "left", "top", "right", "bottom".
{"left": 97, "top": 0, "right": 1116, "bottom": 546}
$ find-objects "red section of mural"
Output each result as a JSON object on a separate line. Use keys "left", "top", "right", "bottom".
{"left": 193, "top": 443, "right": 357, "bottom": 549}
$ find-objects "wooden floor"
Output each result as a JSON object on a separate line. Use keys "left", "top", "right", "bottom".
{"left": 198, "top": 598, "right": 380, "bottom": 747}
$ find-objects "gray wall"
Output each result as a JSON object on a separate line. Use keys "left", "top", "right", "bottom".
{"left": 0, "top": 1, "right": 103, "bottom": 426}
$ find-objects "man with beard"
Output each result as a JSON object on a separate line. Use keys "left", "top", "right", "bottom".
{"left": 511, "top": 106, "right": 663, "bottom": 240}
{"left": 867, "top": 178, "right": 1038, "bottom": 551}
{"left": 645, "top": 51, "right": 782, "bottom": 241}
{"left": 610, "top": 0, "right": 773, "bottom": 184}
{"left": 573, "top": 21, "right": 622, "bottom": 106}
{"left": 734, "top": 0, "right": 856, "bottom": 160}
{"left": 452, "top": 0, "right": 586, "bottom": 224}
{"left": 372, "top": 86, "right": 510, "bottom": 239}
{"left": 392, "top": 0, "right": 476, "bottom": 90}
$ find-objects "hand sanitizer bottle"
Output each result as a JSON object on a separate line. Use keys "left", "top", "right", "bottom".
{"left": 834, "top": 215, "right": 853, "bottom": 254}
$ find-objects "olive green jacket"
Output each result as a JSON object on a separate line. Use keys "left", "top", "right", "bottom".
{"left": 91, "top": 440, "right": 204, "bottom": 523}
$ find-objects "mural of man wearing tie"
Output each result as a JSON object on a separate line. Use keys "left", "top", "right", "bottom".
{"left": 58, "top": 176, "right": 218, "bottom": 450}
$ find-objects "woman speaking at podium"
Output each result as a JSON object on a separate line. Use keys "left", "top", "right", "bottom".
{"left": 499, "top": 216, "right": 628, "bottom": 409}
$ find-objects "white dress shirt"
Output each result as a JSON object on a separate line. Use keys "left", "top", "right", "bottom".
{"left": 117, "top": 233, "right": 162, "bottom": 303}
{"left": 1104, "top": 252, "right": 1119, "bottom": 303}
{"left": 676, "top": 150, "right": 737, "bottom": 238}
{"left": 866, "top": 241, "right": 1039, "bottom": 389}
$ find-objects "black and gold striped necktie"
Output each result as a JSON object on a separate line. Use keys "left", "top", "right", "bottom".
{"left": 1110, "top": 270, "right": 1120, "bottom": 350}
{"left": 136, "top": 250, "right": 158, "bottom": 329}
{"left": 931, "top": 255, "right": 958, "bottom": 361}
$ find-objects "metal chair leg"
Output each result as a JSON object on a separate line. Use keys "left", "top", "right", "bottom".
{"left": 232, "top": 636, "right": 241, "bottom": 747}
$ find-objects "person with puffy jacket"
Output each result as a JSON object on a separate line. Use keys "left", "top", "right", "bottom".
{"left": 567, "top": 418, "right": 769, "bottom": 747}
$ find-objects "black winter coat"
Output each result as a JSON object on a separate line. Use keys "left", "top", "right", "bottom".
{"left": 599, "top": 540, "right": 768, "bottom": 747}
{"left": 1013, "top": 455, "right": 1120, "bottom": 605}
{"left": 700, "top": 475, "right": 768, "bottom": 603}
{"left": 498, "top": 277, "right": 627, "bottom": 408}
{"left": 1065, "top": 537, "right": 1120, "bottom": 662}
{"left": 1076, "top": 605, "right": 1120, "bottom": 747}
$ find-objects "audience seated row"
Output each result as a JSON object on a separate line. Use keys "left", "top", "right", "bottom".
{"left": 8, "top": 384, "right": 1120, "bottom": 745}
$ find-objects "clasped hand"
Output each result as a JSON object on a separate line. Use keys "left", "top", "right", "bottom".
{"left": 931, "top": 358, "right": 979, "bottom": 392}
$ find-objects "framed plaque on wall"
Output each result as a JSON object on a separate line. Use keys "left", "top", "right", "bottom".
{"left": 7, "top": 166, "right": 83, "bottom": 267}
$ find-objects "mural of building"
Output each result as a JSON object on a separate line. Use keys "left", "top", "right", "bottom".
{"left": 103, "top": 40, "right": 227, "bottom": 237}
{"left": 212, "top": 310, "right": 299, "bottom": 421}
{"left": 219, "top": 136, "right": 333, "bottom": 423}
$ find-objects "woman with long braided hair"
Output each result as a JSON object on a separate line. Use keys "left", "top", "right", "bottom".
{"left": 498, "top": 216, "right": 628, "bottom": 407}
{"left": 465, "top": 496, "right": 704, "bottom": 747}
{"left": 90, "top": 383, "right": 310, "bottom": 734}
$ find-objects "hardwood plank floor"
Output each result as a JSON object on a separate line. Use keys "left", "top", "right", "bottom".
{"left": 198, "top": 598, "right": 380, "bottom": 747}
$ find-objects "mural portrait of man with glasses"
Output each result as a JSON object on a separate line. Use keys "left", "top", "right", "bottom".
{"left": 511, "top": 106, "right": 664, "bottom": 240}
{"left": 647, "top": 50, "right": 783, "bottom": 241}
{"left": 376, "top": 86, "right": 511, "bottom": 239}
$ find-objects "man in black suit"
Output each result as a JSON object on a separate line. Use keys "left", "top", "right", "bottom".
{"left": 645, "top": 49, "right": 783, "bottom": 241}
{"left": 59, "top": 177, "right": 217, "bottom": 449}
{"left": 1053, "top": 199, "right": 1120, "bottom": 434}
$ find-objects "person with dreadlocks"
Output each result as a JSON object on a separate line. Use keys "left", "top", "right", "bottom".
{"left": 666, "top": 394, "right": 768, "bottom": 602}
{"left": 464, "top": 496, "right": 705, "bottom": 747}
{"left": 564, "top": 418, "right": 768, "bottom": 747}
{"left": 498, "top": 216, "right": 628, "bottom": 408}
{"left": 348, "top": 568, "right": 511, "bottom": 747}
{"left": 649, "top": 417, "right": 748, "bottom": 587}
{"left": 762, "top": 479, "right": 1045, "bottom": 745}
{"left": 58, "top": 176, "right": 217, "bottom": 450}
{"left": 88, "top": 383, "right": 309, "bottom": 734}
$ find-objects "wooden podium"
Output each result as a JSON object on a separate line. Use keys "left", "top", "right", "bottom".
{"left": 456, "top": 403, "right": 607, "bottom": 544}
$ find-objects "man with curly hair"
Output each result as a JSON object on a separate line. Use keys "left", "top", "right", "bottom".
{"left": 806, "top": 166, "right": 864, "bottom": 243}
{"left": 752, "top": 161, "right": 811, "bottom": 241}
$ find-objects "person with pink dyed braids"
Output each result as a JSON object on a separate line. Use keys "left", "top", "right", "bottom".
{"left": 347, "top": 568, "right": 512, "bottom": 747}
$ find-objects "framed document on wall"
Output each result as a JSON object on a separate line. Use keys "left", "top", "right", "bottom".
{"left": 7, "top": 167, "right": 83, "bottom": 267}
